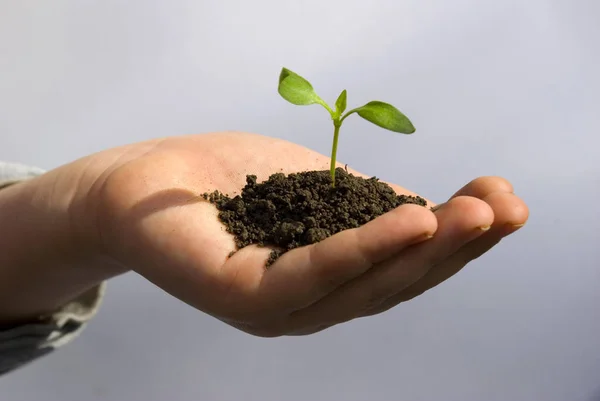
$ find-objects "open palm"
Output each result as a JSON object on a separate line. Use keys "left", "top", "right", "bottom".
{"left": 90, "top": 132, "right": 528, "bottom": 336}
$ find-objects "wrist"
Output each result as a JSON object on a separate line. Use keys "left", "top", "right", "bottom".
{"left": 0, "top": 169, "right": 123, "bottom": 324}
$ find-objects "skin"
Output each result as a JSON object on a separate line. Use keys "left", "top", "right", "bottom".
{"left": 0, "top": 132, "right": 529, "bottom": 336}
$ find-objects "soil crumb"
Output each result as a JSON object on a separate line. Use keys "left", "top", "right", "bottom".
{"left": 203, "top": 168, "right": 427, "bottom": 266}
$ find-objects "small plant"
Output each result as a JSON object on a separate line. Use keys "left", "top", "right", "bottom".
{"left": 278, "top": 67, "right": 416, "bottom": 187}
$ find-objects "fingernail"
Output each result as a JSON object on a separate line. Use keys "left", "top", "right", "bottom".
{"left": 478, "top": 225, "right": 491, "bottom": 231}
{"left": 499, "top": 222, "right": 525, "bottom": 236}
{"left": 410, "top": 233, "right": 435, "bottom": 245}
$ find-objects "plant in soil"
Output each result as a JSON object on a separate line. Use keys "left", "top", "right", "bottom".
{"left": 203, "top": 68, "right": 427, "bottom": 266}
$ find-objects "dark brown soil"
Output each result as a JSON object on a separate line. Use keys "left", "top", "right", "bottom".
{"left": 203, "top": 167, "right": 427, "bottom": 266}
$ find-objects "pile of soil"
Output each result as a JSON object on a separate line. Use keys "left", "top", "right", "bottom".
{"left": 203, "top": 167, "right": 427, "bottom": 266}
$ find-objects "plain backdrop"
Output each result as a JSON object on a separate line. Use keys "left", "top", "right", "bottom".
{"left": 1, "top": 1, "right": 599, "bottom": 400}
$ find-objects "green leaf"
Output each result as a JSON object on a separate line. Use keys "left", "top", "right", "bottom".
{"left": 278, "top": 68, "right": 321, "bottom": 106}
{"left": 335, "top": 89, "right": 347, "bottom": 115}
{"left": 355, "top": 101, "right": 415, "bottom": 133}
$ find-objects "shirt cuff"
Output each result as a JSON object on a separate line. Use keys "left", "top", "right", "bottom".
{"left": 0, "top": 283, "right": 106, "bottom": 376}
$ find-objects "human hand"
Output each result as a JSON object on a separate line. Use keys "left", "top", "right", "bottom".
{"left": 74, "top": 132, "right": 528, "bottom": 336}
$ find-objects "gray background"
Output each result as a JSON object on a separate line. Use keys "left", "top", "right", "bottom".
{"left": 1, "top": 0, "right": 599, "bottom": 400}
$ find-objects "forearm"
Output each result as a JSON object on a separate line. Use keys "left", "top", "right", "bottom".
{"left": 0, "top": 171, "right": 116, "bottom": 325}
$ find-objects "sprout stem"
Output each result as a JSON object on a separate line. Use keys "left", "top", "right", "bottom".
{"left": 330, "top": 120, "right": 341, "bottom": 187}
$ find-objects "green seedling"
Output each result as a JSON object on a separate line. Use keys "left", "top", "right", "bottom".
{"left": 278, "top": 67, "right": 416, "bottom": 187}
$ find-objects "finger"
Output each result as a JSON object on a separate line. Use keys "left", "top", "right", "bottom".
{"left": 366, "top": 191, "right": 529, "bottom": 315}
{"left": 285, "top": 196, "right": 494, "bottom": 332}
{"left": 400, "top": 192, "right": 529, "bottom": 299}
{"left": 431, "top": 176, "right": 514, "bottom": 212}
{"left": 254, "top": 204, "right": 438, "bottom": 316}
{"left": 288, "top": 181, "right": 516, "bottom": 334}
{"left": 451, "top": 176, "right": 514, "bottom": 199}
